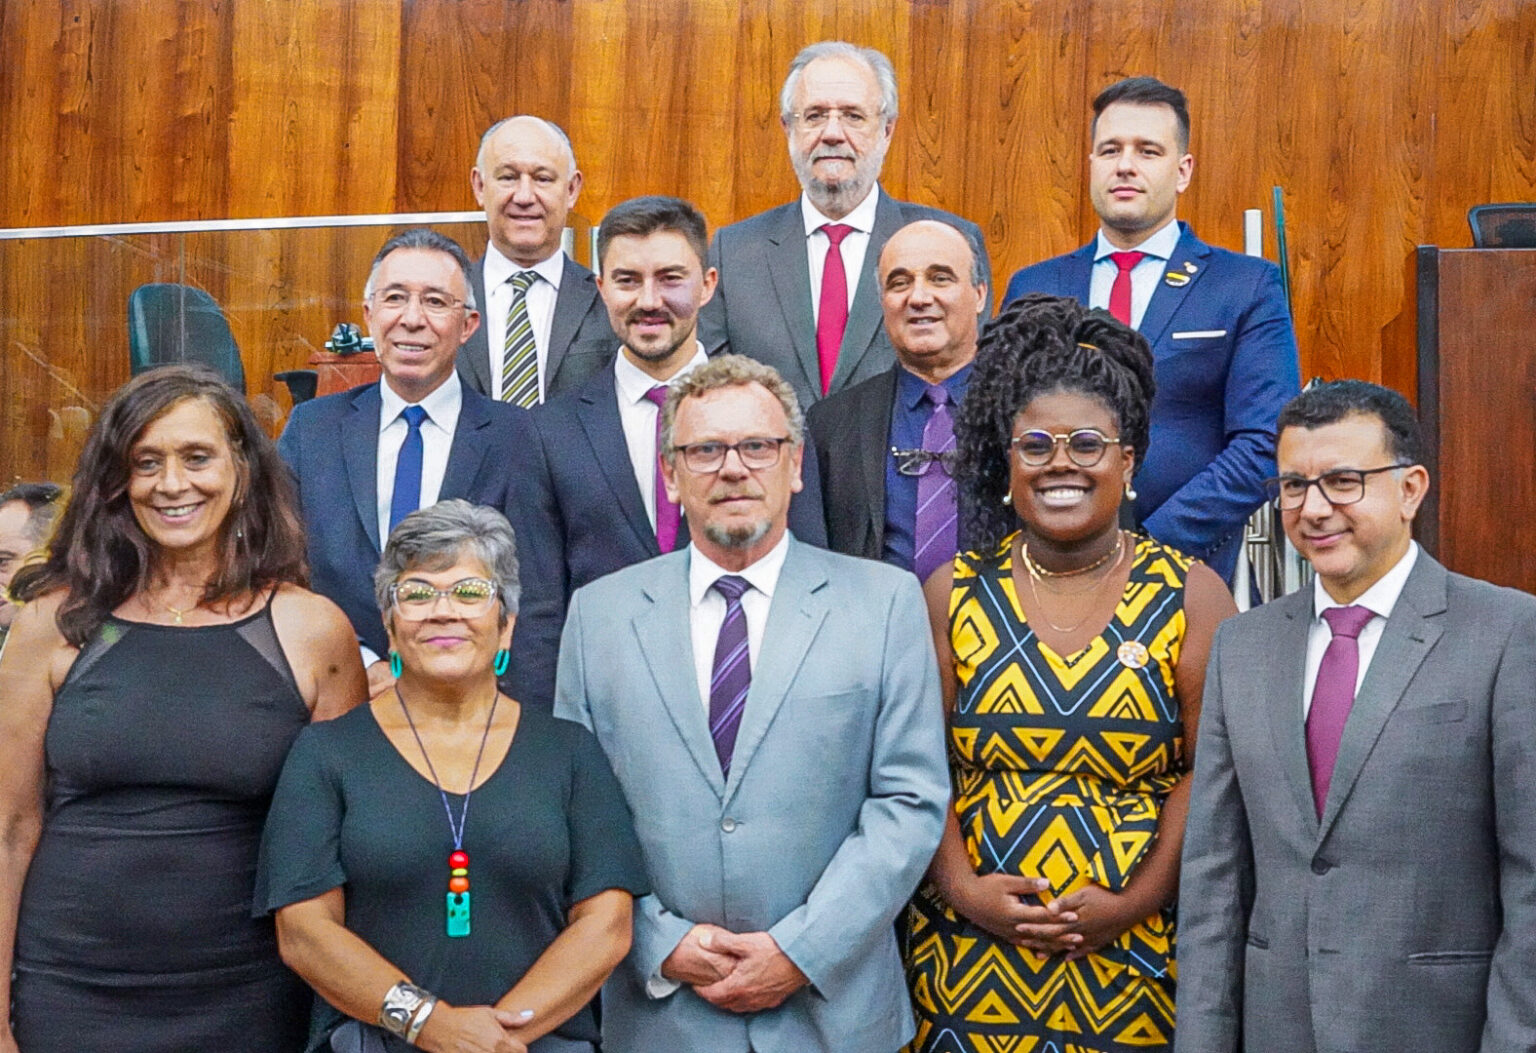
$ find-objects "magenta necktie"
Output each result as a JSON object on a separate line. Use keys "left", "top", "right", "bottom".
{"left": 815, "top": 223, "right": 855, "bottom": 395}
{"left": 708, "top": 575, "right": 752, "bottom": 775}
{"left": 1108, "top": 250, "right": 1146, "bottom": 325}
{"left": 1306, "top": 605, "right": 1375, "bottom": 817}
{"left": 643, "top": 385, "right": 680, "bottom": 553}
{"left": 912, "top": 384, "right": 958, "bottom": 583}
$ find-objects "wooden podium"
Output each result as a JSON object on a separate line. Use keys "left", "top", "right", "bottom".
{"left": 1414, "top": 247, "right": 1536, "bottom": 593}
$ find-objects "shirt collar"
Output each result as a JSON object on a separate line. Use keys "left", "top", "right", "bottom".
{"left": 895, "top": 361, "right": 973, "bottom": 412}
{"left": 688, "top": 531, "right": 791, "bottom": 607}
{"left": 801, "top": 184, "right": 881, "bottom": 238}
{"left": 483, "top": 241, "right": 566, "bottom": 294}
{"left": 1093, "top": 218, "right": 1182, "bottom": 263}
{"left": 378, "top": 369, "right": 462, "bottom": 434}
{"left": 613, "top": 341, "right": 710, "bottom": 406}
{"left": 1311, "top": 540, "right": 1419, "bottom": 623}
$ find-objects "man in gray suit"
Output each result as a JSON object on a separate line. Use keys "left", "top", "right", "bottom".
{"left": 1176, "top": 380, "right": 1536, "bottom": 1053}
{"left": 697, "top": 41, "right": 990, "bottom": 410}
{"left": 555, "top": 355, "right": 949, "bottom": 1053}
{"left": 458, "top": 115, "right": 615, "bottom": 404}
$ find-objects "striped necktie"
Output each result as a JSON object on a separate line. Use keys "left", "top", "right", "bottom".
{"left": 500, "top": 270, "right": 540, "bottom": 406}
{"left": 708, "top": 575, "right": 752, "bottom": 775}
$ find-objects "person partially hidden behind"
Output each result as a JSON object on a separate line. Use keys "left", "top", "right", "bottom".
{"left": 0, "top": 482, "right": 64, "bottom": 650}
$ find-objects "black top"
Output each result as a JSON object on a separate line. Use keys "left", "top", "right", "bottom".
{"left": 257, "top": 703, "right": 649, "bottom": 1047}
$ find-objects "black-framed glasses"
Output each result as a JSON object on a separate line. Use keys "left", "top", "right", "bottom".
{"left": 1264, "top": 465, "right": 1405, "bottom": 510}
{"left": 1011, "top": 428, "right": 1122, "bottom": 467}
{"left": 891, "top": 447, "right": 961, "bottom": 478}
{"left": 369, "top": 289, "right": 467, "bottom": 317}
{"left": 672, "top": 437, "right": 792, "bottom": 474}
{"left": 389, "top": 577, "right": 499, "bottom": 620}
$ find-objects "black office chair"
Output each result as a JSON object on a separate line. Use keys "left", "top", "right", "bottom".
{"left": 127, "top": 283, "right": 246, "bottom": 393}
{"left": 1467, "top": 204, "right": 1536, "bottom": 248}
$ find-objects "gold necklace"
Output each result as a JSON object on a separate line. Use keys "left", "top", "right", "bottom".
{"left": 148, "top": 592, "right": 201, "bottom": 624}
{"left": 1021, "top": 532, "right": 1122, "bottom": 578}
{"left": 1020, "top": 532, "right": 1127, "bottom": 634}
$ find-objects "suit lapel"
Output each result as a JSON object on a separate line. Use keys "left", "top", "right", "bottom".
{"left": 1268, "top": 590, "right": 1321, "bottom": 826}
{"left": 830, "top": 190, "right": 902, "bottom": 390}
{"left": 464, "top": 261, "right": 494, "bottom": 395}
{"left": 632, "top": 559, "right": 725, "bottom": 797}
{"left": 1137, "top": 223, "right": 1213, "bottom": 347}
{"left": 575, "top": 372, "right": 659, "bottom": 555}
{"left": 1059, "top": 241, "right": 1096, "bottom": 300}
{"left": 856, "top": 368, "right": 899, "bottom": 542}
{"left": 341, "top": 385, "right": 383, "bottom": 554}
{"left": 1319, "top": 557, "right": 1447, "bottom": 836}
{"left": 766, "top": 204, "right": 819, "bottom": 396}
{"left": 723, "top": 540, "right": 829, "bottom": 803}
{"left": 439, "top": 391, "right": 492, "bottom": 499}
{"left": 547, "top": 256, "right": 598, "bottom": 388}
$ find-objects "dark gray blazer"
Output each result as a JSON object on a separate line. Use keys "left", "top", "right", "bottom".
{"left": 804, "top": 365, "right": 898, "bottom": 561}
{"left": 456, "top": 253, "right": 616, "bottom": 402}
{"left": 697, "top": 189, "right": 990, "bottom": 409}
{"left": 1176, "top": 552, "right": 1536, "bottom": 1053}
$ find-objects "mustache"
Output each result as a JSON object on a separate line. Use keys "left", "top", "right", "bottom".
{"left": 626, "top": 310, "right": 672, "bottom": 324}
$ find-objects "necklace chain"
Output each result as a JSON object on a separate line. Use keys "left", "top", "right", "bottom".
{"left": 1019, "top": 531, "right": 1128, "bottom": 634}
{"left": 1021, "top": 532, "right": 1122, "bottom": 579}
{"left": 394, "top": 684, "right": 499, "bottom": 850}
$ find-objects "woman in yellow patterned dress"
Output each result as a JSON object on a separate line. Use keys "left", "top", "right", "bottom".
{"left": 903, "top": 294, "right": 1235, "bottom": 1053}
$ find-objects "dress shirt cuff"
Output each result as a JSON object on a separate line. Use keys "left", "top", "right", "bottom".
{"left": 360, "top": 644, "right": 382, "bottom": 669}
{"left": 645, "top": 971, "right": 682, "bottom": 999}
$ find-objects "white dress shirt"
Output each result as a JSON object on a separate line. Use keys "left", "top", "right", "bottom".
{"left": 1302, "top": 541, "right": 1419, "bottom": 715}
{"left": 1088, "top": 218, "right": 1182, "bottom": 329}
{"left": 802, "top": 185, "right": 881, "bottom": 327}
{"left": 376, "top": 372, "right": 462, "bottom": 547}
{"left": 613, "top": 344, "right": 709, "bottom": 529}
{"left": 482, "top": 244, "right": 565, "bottom": 400}
{"left": 687, "top": 532, "right": 790, "bottom": 714}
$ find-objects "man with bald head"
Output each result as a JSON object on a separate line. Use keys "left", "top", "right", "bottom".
{"left": 699, "top": 42, "right": 990, "bottom": 410}
{"left": 458, "top": 114, "right": 616, "bottom": 405}
{"left": 806, "top": 219, "right": 986, "bottom": 580}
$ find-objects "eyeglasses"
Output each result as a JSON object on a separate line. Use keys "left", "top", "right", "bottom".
{"left": 389, "top": 577, "right": 499, "bottom": 620}
{"left": 1011, "top": 428, "right": 1122, "bottom": 467}
{"left": 1264, "top": 465, "right": 1405, "bottom": 510}
{"left": 370, "top": 289, "right": 467, "bottom": 318}
{"left": 789, "top": 106, "right": 878, "bottom": 131}
{"left": 891, "top": 447, "right": 961, "bottom": 478}
{"left": 672, "top": 437, "right": 792, "bottom": 474}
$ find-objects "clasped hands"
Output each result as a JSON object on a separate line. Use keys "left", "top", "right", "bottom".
{"left": 661, "top": 925, "right": 808, "bottom": 1013}
{"left": 955, "top": 873, "right": 1149, "bottom": 961}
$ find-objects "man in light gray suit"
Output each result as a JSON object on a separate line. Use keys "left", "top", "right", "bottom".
{"left": 697, "top": 41, "right": 989, "bottom": 410}
{"left": 555, "top": 354, "right": 949, "bottom": 1053}
{"left": 1176, "top": 380, "right": 1536, "bottom": 1053}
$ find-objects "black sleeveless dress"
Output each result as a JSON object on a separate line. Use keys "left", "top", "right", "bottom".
{"left": 12, "top": 603, "right": 311, "bottom": 1052}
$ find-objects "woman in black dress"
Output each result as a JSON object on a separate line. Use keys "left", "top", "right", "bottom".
{"left": 259, "top": 500, "right": 647, "bottom": 1053}
{"left": 0, "top": 365, "right": 366, "bottom": 1052}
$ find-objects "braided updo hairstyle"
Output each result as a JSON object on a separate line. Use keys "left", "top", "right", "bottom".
{"left": 955, "top": 293, "right": 1157, "bottom": 552}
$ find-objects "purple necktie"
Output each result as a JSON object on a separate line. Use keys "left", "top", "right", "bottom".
{"left": 912, "top": 384, "right": 958, "bottom": 583}
{"left": 708, "top": 575, "right": 752, "bottom": 775}
{"left": 643, "top": 385, "right": 680, "bottom": 553}
{"left": 1306, "top": 604, "right": 1375, "bottom": 817}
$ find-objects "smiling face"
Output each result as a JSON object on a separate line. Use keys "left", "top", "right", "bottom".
{"left": 126, "top": 397, "right": 242, "bottom": 562}
{"left": 1277, "top": 413, "right": 1427, "bottom": 603}
{"left": 365, "top": 246, "right": 482, "bottom": 403}
{"left": 784, "top": 54, "right": 894, "bottom": 218}
{"left": 598, "top": 230, "right": 717, "bottom": 377}
{"left": 471, "top": 117, "right": 583, "bottom": 267}
{"left": 385, "top": 554, "right": 514, "bottom": 686}
{"left": 0, "top": 501, "right": 35, "bottom": 629}
{"left": 1088, "top": 101, "right": 1193, "bottom": 249}
{"left": 1009, "top": 389, "right": 1134, "bottom": 544}
{"left": 879, "top": 221, "right": 986, "bottom": 382}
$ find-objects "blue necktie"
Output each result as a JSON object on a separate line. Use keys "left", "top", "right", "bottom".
{"left": 389, "top": 405, "right": 428, "bottom": 536}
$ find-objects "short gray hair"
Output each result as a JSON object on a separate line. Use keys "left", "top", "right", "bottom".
{"left": 373, "top": 500, "right": 520, "bottom": 618}
{"left": 660, "top": 355, "right": 805, "bottom": 457}
{"left": 779, "top": 41, "right": 899, "bottom": 123}
{"left": 362, "top": 228, "right": 478, "bottom": 312}
{"left": 477, "top": 115, "right": 579, "bottom": 176}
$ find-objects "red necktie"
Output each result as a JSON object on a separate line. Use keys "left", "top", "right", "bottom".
{"left": 1108, "top": 250, "right": 1146, "bottom": 325}
{"left": 816, "top": 223, "right": 855, "bottom": 395}
{"left": 642, "top": 385, "right": 680, "bottom": 553}
{"left": 1306, "top": 605, "right": 1375, "bottom": 817}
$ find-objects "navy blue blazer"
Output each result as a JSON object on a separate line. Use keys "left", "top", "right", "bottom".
{"left": 1003, "top": 222, "right": 1300, "bottom": 581}
{"left": 278, "top": 381, "right": 533, "bottom": 658}
{"left": 507, "top": 365, "right": 828, "bottom": 710}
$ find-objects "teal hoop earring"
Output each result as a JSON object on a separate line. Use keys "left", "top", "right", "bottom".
{"left": 389, "top": 651, "right": 402, "bottom": 678}
{"left": 493, "top": 649, "right": 510, "bottom": 677}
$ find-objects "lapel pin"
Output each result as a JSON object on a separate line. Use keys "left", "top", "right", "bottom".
{"left": 1185, "top": 261, "right": 1198, "bottom": 273}
{"left": 1164, "top": 271, "right": 1190, "bottom": 288}
{"left": 1117, "top": 640, "right": 1151, "bottom": 669}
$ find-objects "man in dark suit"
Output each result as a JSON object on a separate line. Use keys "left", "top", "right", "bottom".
{"left": 281, "top": 228, "right": 530, "bottom": 691}
{"left": 1176, "top": 381, "right": 1536, "bottom": 1053}
{"left": 1004, "top": 77, "right": 1300, "bottom": 583}
{"left": 806, "top": 219, "right": 985, "bottom": 581}
{"left": 508, "top": 197, "right": 825, "bottom": 710}
{"left": 458, "top": 115, "right": 615, "bottom": 405}
{"left": 698, "top": 41, "right": 990, "bottom": 410}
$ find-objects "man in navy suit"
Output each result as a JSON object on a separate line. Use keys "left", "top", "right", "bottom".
{"left": 1004, "top": 76, "right": 1300, "bottom": 582}
{"left": 280, "top": 228, "right": 530, "bottom": 692}
{"left": 458, "top": 115, "right": 616, "bottom": 405}
{"left": 508, "top": 197, "right": 826, "bottom": 710}
{"left": 698, "top": 41, "right": 990, "bottom": 410}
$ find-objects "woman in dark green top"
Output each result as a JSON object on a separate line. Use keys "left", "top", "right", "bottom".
{"left": 259, "top": 501, "right": 648, "bottom": 1053}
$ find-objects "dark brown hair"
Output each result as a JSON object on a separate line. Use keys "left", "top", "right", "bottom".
{"left": 13, "top": 365, "right": 309, "bottom": 645}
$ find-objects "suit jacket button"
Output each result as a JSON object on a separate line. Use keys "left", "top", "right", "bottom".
{"left": 721, "top": 818, "right": 737, "bottom": 833}
{"left": 1311, "top": 857, "right": 1332, "bottom": 875}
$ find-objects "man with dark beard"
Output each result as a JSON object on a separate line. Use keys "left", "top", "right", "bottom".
{"left": 698, "top": 41, "right": 990, "bottom": 410}
{"left": 507, "top": 197, "right": 826, "bottom": 709}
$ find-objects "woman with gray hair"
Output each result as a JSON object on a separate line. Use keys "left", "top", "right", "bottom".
{"left": 257, "top": 500, "right": 647, "bottom": 1053}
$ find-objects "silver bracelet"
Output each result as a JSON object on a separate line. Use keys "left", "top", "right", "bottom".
{"left": 378, "top": 981, "right": 435, "bottom": 1042}
{"left": 405, "top": 995, "right": 438, "bottom": 1044}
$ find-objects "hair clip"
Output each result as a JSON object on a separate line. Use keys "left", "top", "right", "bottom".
{"left": 1076, "top": 342, "right": 1101, "bottom": 352}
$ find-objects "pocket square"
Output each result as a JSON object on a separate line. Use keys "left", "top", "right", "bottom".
{"left": 1172, "top": 330, "right": 1228, "bottom": 339}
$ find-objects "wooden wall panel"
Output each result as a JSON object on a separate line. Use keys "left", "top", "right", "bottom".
{"left": 2, "top": 0, "right": 1535, "bottom": 490}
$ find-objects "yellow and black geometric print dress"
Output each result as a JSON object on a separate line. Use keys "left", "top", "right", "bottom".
{"left": 903, "top": 532, "right": 1191, "bottom": 1053}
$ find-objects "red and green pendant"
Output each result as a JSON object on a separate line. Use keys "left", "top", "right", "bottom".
{"left": 447, "top": 849, "right": 471, "bottom": 937}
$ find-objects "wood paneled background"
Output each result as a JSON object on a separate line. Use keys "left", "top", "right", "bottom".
{"left": 1, "top": 0, "right": 1533, "bottom": 485}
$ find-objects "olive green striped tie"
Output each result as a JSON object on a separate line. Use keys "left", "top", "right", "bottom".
{"left": 500, "top": 270, "right": 540, "bottom": 406}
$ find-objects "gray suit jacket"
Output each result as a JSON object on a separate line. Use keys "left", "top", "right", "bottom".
{"left": 554, "top": 538, "right": 949, "bottom": 1053}
{"left": 456, "top": 253, "right": 615, "bottom": 402}
{"left": 697, "top": 188, "right": 990, "bottom": 409}
{"left": 1176, "top": 553, "right": 1536, "bottom": 1053}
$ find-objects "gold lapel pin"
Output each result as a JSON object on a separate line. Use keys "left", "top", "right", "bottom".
{"left": 1164, "top": 271, "right": 1190, "bottom": 287}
